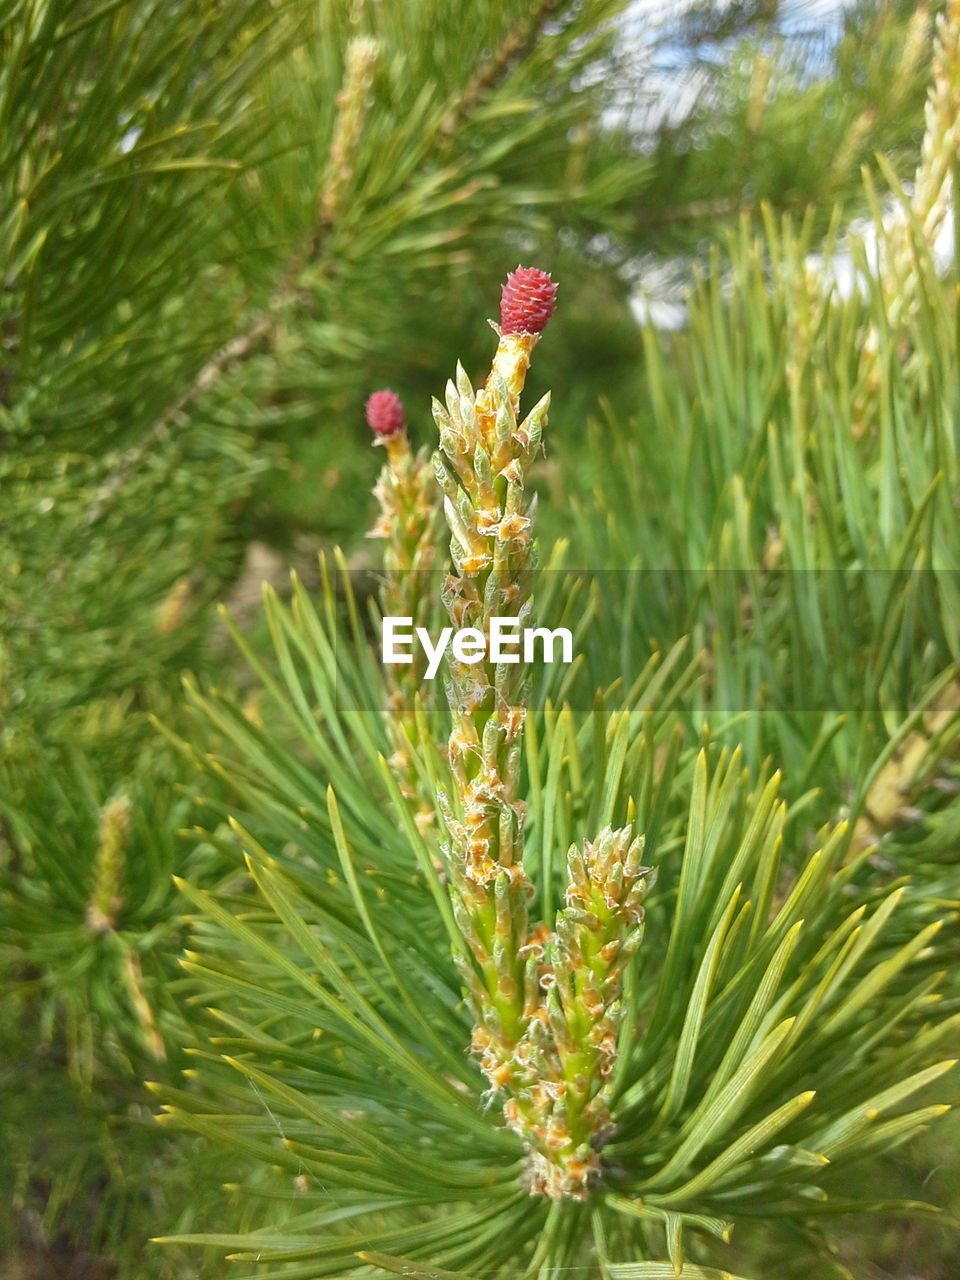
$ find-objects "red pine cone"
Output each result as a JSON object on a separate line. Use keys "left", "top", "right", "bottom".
{"left": 365, "top": 388, "right": 405, "bottom": 438}
{"left": 499, "top": 266, "right": 557, "bottom": 335}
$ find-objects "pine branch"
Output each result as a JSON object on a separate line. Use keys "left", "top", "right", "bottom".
{"left": 85, "top": 34, "right": 380, "bottom": 526}
{"left": 83, "top": 2, "right": 586, "bottom": 525}
{"left": 439, "top": 0, "right": 566, "bottom": 136}
{"left": 84, "top": 312, "right": 274, "bottom": 524}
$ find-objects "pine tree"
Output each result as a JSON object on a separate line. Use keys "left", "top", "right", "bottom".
{"left": 0, "top": 2, "right": 650, "bottom": 1273}
{"left": 154, "top": 251, "right": 959, "bottom": 1275}
{"left": 149, "top": 5, "right": 960, "bottom": 1258}
{"left": 3, "top": 1, "right": 956, "bottom": 1276}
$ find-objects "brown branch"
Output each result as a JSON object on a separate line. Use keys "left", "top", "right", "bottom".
{"left": 85, "top": 5, "right": 570, "bottom": 523}
{"left": 85, "top": 313, "right": 274, "bottom": 524}
{"left": 632, "top": 196, "right": 744, "bottom": 227}
{"left": 85, "top": 37, "right": 379, "bottom": 527}
{"left": 440, "top": 0, "right": 565, "bottom": 136}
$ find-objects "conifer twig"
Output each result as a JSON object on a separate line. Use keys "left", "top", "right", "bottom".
{"left": 366, "top": 388, "right": 445, "bottom": 831}
{"left": 432, "top": 271, "right": 556, "bottom": 1064}
{"left": 432, "top": 269, "right": 655, "bottom": 1200}
{"left": 440, "top": 0, "right": 564, "bottom": 136}
{"left": 84, "top": 3, "right": 573, "bottom": 527}
{"left": 85, "top": 316, "right": 274, "bottom": 524}
{"left": 85, "top": 36, "right": 380, "bottom": 527}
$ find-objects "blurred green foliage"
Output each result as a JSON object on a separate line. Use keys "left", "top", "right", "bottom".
{"left": 1, "top": 0, "right": 955, "bottom": 1275}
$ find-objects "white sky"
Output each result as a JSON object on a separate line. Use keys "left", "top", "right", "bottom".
{"left": 624, "top": 0, "right": 852, "bottom": 24}
{"left": 623, "top": 0, "right": 935, "bottom": 329}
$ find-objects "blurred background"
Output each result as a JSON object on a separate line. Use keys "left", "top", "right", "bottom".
{"left": 1, "top": 1, "right": 955, "bottom": 1277}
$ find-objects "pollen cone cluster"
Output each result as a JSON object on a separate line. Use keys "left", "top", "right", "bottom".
{"left": 430, "top": 297, "right": 550, "bottom": 1059}
{"left": 86, "top": 795, "right": 132, "bottom": 933}
{"left": 423, "top": 268, "right": 652, "bottom": 1198}
{"left": 901, "top": 1, "right": 959, "bottom": 278}
{"left": 854, "top": 2, "right": 958, "bottom": 433}
{"left": 366, "top": 390, "right": 444, "bottom": 830}
{"left": 506, "top": 826, "right": 653, "bottom": 1199}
